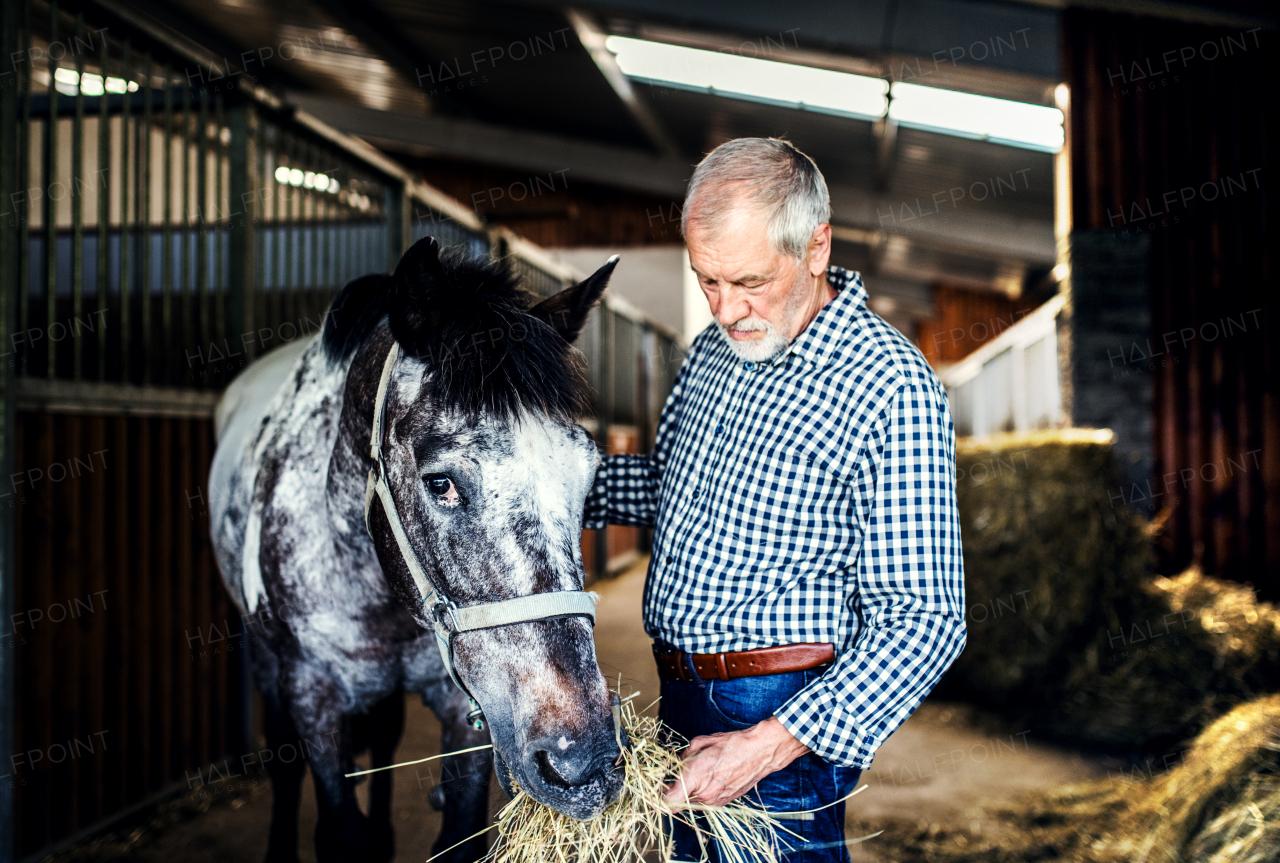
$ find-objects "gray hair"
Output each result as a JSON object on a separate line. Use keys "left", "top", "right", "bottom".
{"left": 681, "top": 138, "right": 831, "bottom": 259}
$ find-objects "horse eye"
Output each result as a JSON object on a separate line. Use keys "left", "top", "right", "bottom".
{"left": 426, "top": 476, "right": 453, "bottom": 496}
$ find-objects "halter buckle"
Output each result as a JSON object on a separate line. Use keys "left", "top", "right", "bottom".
{"left": 431, "top": 599, "right": 460, "bottom": 634}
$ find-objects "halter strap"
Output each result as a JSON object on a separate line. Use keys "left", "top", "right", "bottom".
{"left": 362, "top": 339, "right": 598, "bottom": 719}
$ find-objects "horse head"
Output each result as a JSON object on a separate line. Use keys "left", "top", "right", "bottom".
{"left": 339, "top": 237, "right": 623, "bottom": 820}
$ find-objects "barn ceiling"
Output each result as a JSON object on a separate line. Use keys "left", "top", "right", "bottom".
{"left": 97, "top": 0, "right": 1272, "bottom": 316}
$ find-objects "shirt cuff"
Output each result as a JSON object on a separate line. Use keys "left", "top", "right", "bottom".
{"left": 773, "top": 685, "right": 874, "bottom": 770}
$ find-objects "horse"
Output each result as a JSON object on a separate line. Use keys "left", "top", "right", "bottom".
{"left": 209, "top": 236, "right": 625, "bottom": 863}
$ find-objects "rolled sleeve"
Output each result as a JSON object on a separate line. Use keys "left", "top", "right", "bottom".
{"left": 773, "top": 380, "right": 967, "bottom": 768}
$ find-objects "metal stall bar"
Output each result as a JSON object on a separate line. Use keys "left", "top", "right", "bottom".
{"left": 17, "top": 0, "right": 31, "bottom": 380}
{"left": 72, "top": 14, "right": 84, "bottom": 381}
{"left": 160, "top": 66, "right": 172, "bottom": 386}
{"left": 95, "top": 32, "right": 108, "bottom": 382}
{"left": 118, "top": 41, "right": 130, "bottom": 383}
{"left": 139, "top": 52, "right": 151, "bottom": 384}
{"left": 0, "top": 0, "right": 19, "bottom": 857}
{"left": 213, "top": 94, "right": 225, "bottom": 352}
{"left": 180, "top": 79, "right": 192, "bottom": 384}
{"left": 43, "top": 2, "right": 58, "bottom": 380}
{"left": 225, "top": 101, "right": 255, "bottom": 367}
{"left": 195, "top": 83, "right": 208, "bottom": 375}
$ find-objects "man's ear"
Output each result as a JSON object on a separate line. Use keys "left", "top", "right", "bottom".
{"left": 808, "top": 223, "right": 833, "bottom": 277}
{"left": 529, "top": 256, "right": 618, "bottom": 343}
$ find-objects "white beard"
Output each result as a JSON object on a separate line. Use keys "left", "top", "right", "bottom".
{"left": 715, "top": 319, "right": 791, "bottom": 361}
{"left": 713, "top": 277, "right": 812, "bottom": 362}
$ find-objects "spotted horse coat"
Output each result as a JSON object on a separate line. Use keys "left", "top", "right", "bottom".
{"left": 210, "top": 238, "right": 624, "bottom": 863}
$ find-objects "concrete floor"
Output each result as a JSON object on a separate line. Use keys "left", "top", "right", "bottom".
{"left": 116, "top": 557, "right": 1103, "bottom": 862}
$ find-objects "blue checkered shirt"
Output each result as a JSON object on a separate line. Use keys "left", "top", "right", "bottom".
{"left": 584, "top": 266, "right": 966, "bottom": 769}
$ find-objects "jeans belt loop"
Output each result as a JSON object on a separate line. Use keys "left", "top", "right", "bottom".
{"left": 685, "top": 651, "right": 701, "bottom": 685}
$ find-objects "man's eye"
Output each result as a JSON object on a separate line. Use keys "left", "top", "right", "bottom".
{"left": 426, "top": 476, "right": 454, "bottom": 496}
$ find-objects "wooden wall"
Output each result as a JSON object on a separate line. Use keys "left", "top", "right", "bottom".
{"left": 408, "top": 156, "right": 685, "bottom": 248}
{"left": 9, "top": 411, "right": 247, "bottom": 856}
{"left": 916, "top": 283, "right": 1044, "bottom": 367}
{"left": 1063, "top": 9, "right": 1275, "bottom": 597}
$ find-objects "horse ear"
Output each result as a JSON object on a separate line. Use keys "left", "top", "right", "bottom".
{"left": 530, "top": 256, "right": 618, "bottom": 344}
{"left": 389, "top": 236, "right": 448, "bottom": 352}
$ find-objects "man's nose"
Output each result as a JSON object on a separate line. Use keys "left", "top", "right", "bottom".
{"left": 715, "top": 286, "right": 751, "bottom": 326}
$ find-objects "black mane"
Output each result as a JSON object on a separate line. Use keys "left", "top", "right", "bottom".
{"left": 322, "top": 241, "right": 590, "bottom": 423}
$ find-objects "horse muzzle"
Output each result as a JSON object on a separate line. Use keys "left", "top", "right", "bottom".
{"left": 516, "top": 731, "right": 624, "bottom": 820}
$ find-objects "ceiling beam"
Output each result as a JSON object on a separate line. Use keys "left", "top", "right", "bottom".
{"left": 564, "top": 8, "right": 682, "bottom": 156}
{"left": 86, "top": 0, "right": 314, "bottom": 90}
{"left": 304, "top": 0, "right": 473, "bottom": 116}
{"left": 289, "top": 94, "right": 1055, "bottom": 265}
{"left": 288, "top": 92, "right": 693, "bottom": 194}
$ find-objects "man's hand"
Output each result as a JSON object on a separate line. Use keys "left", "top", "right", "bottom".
{"left": 662, "top": 717, "right": 810, "bottom": 808}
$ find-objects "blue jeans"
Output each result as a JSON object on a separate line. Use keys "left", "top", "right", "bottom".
{"left": 658, "top": 651, "right": 862, "bottom": 863}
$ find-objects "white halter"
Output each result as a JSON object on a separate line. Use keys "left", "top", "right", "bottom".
{"left": 363, "top": 341, "right": 599, "bottom": 728}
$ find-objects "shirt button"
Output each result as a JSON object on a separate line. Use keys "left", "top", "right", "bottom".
{"left": 665, "top": 555, "right": 673, "bottom": 564}
{"left": 715, "top": 423, "right": 724, "bottom": 434}
{"left": 743, "top": 361, "right": 755, "bottom": 371}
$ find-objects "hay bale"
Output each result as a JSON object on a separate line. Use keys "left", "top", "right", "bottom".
{"left": 844, "top": 695, "right": 1280, "bottom": 863}
{"left": 938, "top": 429, "right": 1153, "bottom": 712}
{"left": 1049, "top": 568, "right": 1280, "bottom": 750}
{"left": 1109, "top": 693, "right": 1280, "bottom": 862}
{"left": 940, "top": 428, "right": 1280, "bottom": 751}
{"left": 1025, "top": 694, "right": 1280, "bottom": 862}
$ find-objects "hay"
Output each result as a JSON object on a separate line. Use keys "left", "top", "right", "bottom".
{"left": 843, "top": 694, "right": 1280, "bottom": 863}
{"left": 472, "top": 695, "right": 816, "bottom": 863}
{"left": 940, "top": 429, "right": 1280, "bottom": 751}
{"left": 1103, "top": 693, "right": 1280, "bottom": 862}
{"left": 939, "top": 430, "right": 1153, "bottom": 713}
{"left": 1050, "top": 567, "right": 1280, "bottom": 750}
{"left": 1006, "top": 693, "right": 1280, "bottom": 862}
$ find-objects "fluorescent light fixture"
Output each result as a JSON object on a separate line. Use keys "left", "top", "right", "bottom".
{"left": 604, "top": 35, "right": 887, "bottom": 120}
{"left": 889, "top": 82, "right": 1064, "bottom": 152}
{"left": 277, "top": 165, "right": 340, "bottom": 192}
{"left": 51, "top": 70, "right": 139, "bottom": 96}
{"left": 604, "top": 35, "right": 1063, "bottom": 152}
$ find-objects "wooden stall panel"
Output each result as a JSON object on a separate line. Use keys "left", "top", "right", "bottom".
{"left": 1063, "top": 11, "right": 1275, "bottom": 598}
{"left": 10, "top": 411, "right": 246, "bottom": 857}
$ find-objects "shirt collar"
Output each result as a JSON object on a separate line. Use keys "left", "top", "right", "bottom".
{"left": 768, "top": 266, "right": 867, "bottom": 370}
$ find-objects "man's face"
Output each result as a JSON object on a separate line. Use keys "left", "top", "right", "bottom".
{"left": 686, "top": 198, "right": 831, "bottom": 362}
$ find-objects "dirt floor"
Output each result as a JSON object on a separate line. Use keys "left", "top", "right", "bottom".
{"left": 54, "top": 557, "right": 1108, "bottom": 862}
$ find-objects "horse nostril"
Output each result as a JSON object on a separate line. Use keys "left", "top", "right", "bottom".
{"left": 534, "top": 749, "right": 576, "bottom": 789}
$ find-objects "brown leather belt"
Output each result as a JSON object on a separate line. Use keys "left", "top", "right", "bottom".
{"left": 653, "top": 642, "right": 835, "bottom": 682}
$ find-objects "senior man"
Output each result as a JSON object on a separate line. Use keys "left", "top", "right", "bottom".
{"left": 584, "top": 138, "right": 966, "bottom": 862}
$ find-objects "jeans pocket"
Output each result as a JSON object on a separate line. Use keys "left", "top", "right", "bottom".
{"left": 705, "top": 672, "right": 806, "bottom": 730}
{"left": 704, "top": 680, "right": 756, "bottom": 730}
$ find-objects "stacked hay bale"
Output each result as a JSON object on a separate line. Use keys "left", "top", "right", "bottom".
{"left": 941, "top": 429, "right": 1280, "bottom": 752}
{"left": 1095, "top": 694, "right": 1280, "bottom": 862}
{"left": 851, "top": 695, "right": 1280, "bottom": 863}
{"left": 1056, "top": 569, "right": 1280, "bottom": 750}
{"left": 936, "top": 430, "right": 1151, "bottom": 721}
